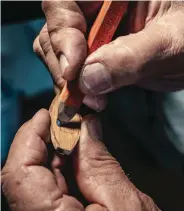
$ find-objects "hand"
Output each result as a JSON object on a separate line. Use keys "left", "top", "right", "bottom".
{"left": 34, "top": 1, "right": 184, "bottom": 111}
{"left": 2, "top": 109, "right": 160, "bottom": 210}
{"left": 1, "top": 109, "right": 83, "bottom": 211}
{"left": 79, "top": 1, "right": 184, "bottom": 95}
{"left": 33, "top": 1, "right": 106, "bottom": 112}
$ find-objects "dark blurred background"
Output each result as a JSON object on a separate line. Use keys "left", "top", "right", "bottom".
{"left": 1, "top": 1, "right": 184, "bottom": 211}
{"left": 2, "top": 1, "right": 44, "bottom": 24}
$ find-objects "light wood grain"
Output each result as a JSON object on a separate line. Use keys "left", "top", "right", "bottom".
{"left": 49, "top": 93, "right": 82, "bottom": 155}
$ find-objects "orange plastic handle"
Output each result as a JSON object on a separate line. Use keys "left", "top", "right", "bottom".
{"left": 60, "top": 1, "right": 128, "bottom": 109}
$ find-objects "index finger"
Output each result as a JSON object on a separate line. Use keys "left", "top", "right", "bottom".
{"left": 4, "top": 109, "right": 51, "bottom": 169}
{"left": 42, "top": 0, "right": 87, "bottom": 80}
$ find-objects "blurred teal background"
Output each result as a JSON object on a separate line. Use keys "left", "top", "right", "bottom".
{"left": 1, "top": 19, "right": 54, "bottom": 164}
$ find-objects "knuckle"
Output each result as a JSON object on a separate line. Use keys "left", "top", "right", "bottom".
{"left": 39, "top": 33, "right": 52, "bottom": 55}
{"left": 42, "top": 0, "right": 52, "bottom": 13}
{"left": 65, "top": 29, "right": 87, "bottom": 56}
{"left": 57, "top": 9, "right": 86, "bottom": 32}
{"left": 49, "top": 27, "right": 86, "bottom": 57}
{"left": 50, "top": 31, "right": 60, "bottom": 48}
{"left": 80, "top": 146, "right": 122, "bottom": 180}
{"left": 49, "top": 32, "right": 61, "bottom": 56}
{"left": 49, "top": 28, "right": 70, "bottom": 54}
{"left": 45, "top": 7, "right": 86, "bottom": 36}
{"left": 71, "top": 29, "right": 86, "bottom": 47}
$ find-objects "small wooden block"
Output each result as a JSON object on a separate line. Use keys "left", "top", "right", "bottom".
{"left": 49, "top": 94, "right": 82, "bottom": 155}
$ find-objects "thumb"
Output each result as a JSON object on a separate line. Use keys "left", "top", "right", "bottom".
{"left": 79, "top": 13, "right": 180, "bottom": 95}
{"left": 4, "top": 109, "right": 51, "bottom": 168}
{"left": 74, "top": 115, "right": 140, "bottom": 210}
{"left": 2, "top": 109, "right": 84, "bottom": 211}
{"left": 74, "top": 115, "right": 159, "bottom": 211}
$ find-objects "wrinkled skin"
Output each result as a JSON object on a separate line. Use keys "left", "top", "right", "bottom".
{"left": 2, "top": 109, "right": 160, "bottom": 211}
{"left": 33, "top": 1, "right": 184, "bottom": 111}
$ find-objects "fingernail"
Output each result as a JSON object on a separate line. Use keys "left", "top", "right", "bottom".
{"left": 81, "top": 63, "right": 112, "bottom": 95}
{"left": 85, "top": 116, "right": 103, "bottom": 141}
{"left": 60, "top": 54, "right": 69, "bottom": 77}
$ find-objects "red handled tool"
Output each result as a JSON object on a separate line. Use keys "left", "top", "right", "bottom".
{"left": 57, "top": 1, "right": 129, "bottom": 125}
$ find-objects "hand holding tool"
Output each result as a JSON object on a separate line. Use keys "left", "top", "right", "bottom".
{"left": 57, "top": 1, "right": 129, "bottom": 125}
{"left": 49, "top": 1, "right": 129, "bottom": 155}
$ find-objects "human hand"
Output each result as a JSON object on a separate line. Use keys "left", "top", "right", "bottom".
{"left": 2, "top": 109, "right": 160, "bottom": 211}
{"left": 34, "top": 1, "right": 184, "bottom": 111}
{"left": 73, "top": 114, "right": 160, "bottom": 211}
{"left": 78, "top": 1, "right": 184, "bottom": 96}
{"left": 1, "top": 109, "right": 84, "bottom": 211}
{"left": 33, "top": 1, "right": 106, "bottom": 112}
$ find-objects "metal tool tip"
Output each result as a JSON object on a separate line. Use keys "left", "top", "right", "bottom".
{"left": 57, "top": 102, "right": 79, "bottom": 125}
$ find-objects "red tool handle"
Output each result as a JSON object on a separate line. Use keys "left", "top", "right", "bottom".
{"left": 59, "top": 1, "right": 129, "bottom": 114}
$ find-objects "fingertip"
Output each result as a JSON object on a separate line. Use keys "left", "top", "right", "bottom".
{"left": 32, "top": 108, "right": 50, "bottom": 123}
{"left": 62, "top": 66, "right": 76, "bottom": 81}
{"left": 32, "top": 109, "right": 51, "bottom": 142}
{"left": 83, "top": 95, "right": 107, "bottom": 111}
{"left": 33, "top": 108, "right": 50, "bottom": 117}
{"left": 51, "top": 153, "right": 66, "bottom": 169}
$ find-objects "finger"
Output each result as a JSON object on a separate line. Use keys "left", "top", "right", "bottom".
{"left": 130, "top": 1, "right": 148, "bottom": 33}
{"left": 83, "top": 95, "right": 107, "bottom": 111}
{"left": 51, "top": 153, "right": 67, "bottom": 192}
{"left": 79, "top": 30, "right": 161, "bottom": 95}
{"left": 85, "top": 204, "right": 107, "bottom": 211}
{"left": 33, "top": 35, "right": 46, "bottom": 63}
{"left": 74, "top": 115, "right": 139, "bottom": 210}
{"left": 34, "top": 26, "right": 65, "bottom": 90}
{"left": 51, "top": 153, "right": 66, "bottom": 169}
{"left": 42, "top": 0, "right": 87, "bottom": 81}
{"left": 2, "top": 109, "right": 84, "bottom": 211}
{"left": 38, "top": 24, "right": 65, "bottom": 89}
{"left": 74, "top": 115, "right": 159, "bottom": 211}
{"left": 4, "top": 109, "right": 50, "bottom": 168}
{"left": 79, "top": 6, "right": 184, "bottom": 95}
